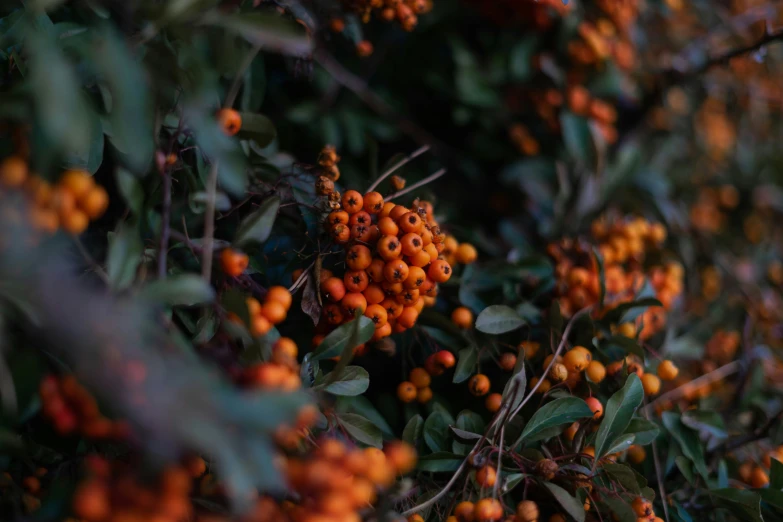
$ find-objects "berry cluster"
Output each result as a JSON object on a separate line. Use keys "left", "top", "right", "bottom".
{"left": 340, "top": 0, "right": 433, "bottom": 31}
{"left": 39, "top": 375, "right": 128, "bottom": 439}
{"left": 0, "top": 157, "right": 109, "bottom": 235}
{"left": 548, "top": 215, "right": 681, "bottom": 340}
{"left": 397, "top": 350, "right": 455, "bottom": 404}
{"left": 70, "top": 455, "right": 205, "bottom": 522}
{"left": 225, "top": 286, "right": 293, "bottom": 337}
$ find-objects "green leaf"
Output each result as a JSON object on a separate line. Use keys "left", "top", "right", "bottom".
{"left": 661, "top": 412, "right": 708, "bottom": 479}
{"left": 710, "top": 489, "right": 764, "bottom": 522}
{"left": 202, "top": 12, "right": 311, "bottom": 56}
{"left": 605, "top": 434, "right": 636, "bottom": 455}
{"left": 601, "top": 463, "right": 640, "bottom": 495}
{"left": 338, "top": 413, "right": 382, "bottom": 448}
{"left": 544, "top": 482, "right": 586, "bottom": 522}
{"left": 310, "top": 316, "right": 375, "bottom": 361}
{"left": 601, "top": 335, "right": 644, "bottom": 358}
{"left": 594, "top": 374, "right": 643, "bottom": 463}
{"left": 115, "top": 168, "right": 144, "bottom": 215}
{"left": 452, "top": 410, "right": 485, "bottom": 455}
{"left": 452, "top": 347, "right": 477, "bottom": 383}
{"left": 92, "top": 25, "right": 153, "bottom": 173}
{"left": 140, "top": 275, "right": 215, "bottom": 306}
{"left": 560, "top": 111, "right": 596, "bottom": 169}
{"left": 234, "top": 196, "right": 281, "bottom": 247}
{"left": 681, "top": 410, "right": 727, "bottom": 441}
{"left": 603, "top": 497, "right": 637, "bottom": 522}
{"left": 237, "top": 112, "right": 276, "bottom": 147}
{"left": 62, "top": 109, "right": 103, "bottom": 174}
{"left": 675, "top": 455, "right": 695, "bottom": 485}
{"left": 475, "top": 305, "right": 525, "bottom": 334}
{"left": 603, "top": 297, "right": 662, "bottom": 326}
{"left": 509, "top": 37, "right": 537, "bottom": 81}
{"left": 771, "top": 458, "right": 783, "bottom": 490}
{"left": 403, "top": 415, "right": 424, "bottom": 447}
{"left": 502, "top": 473, "right": 526, "bottom": 494}
{"left": 623, "top": 418, "right": 660, "bottom": 446}
{"left": 106, "top": 224, "right": 143, "bottom": 290}
{"left": 319, "top": 366, "right": 369, "bottom": 396}
{"left": 417, "top": 452, "right": 463, "bottom": 472}
{"left": 424, "top": 410, "right": 452, "bottom": 452}
{"left": 189, "top": 191, "right": 232, "bottom": 213}
{"left": 502, "top": 350, "right": 527, "bottom": 412}
{"left": 335, "top": 395, "right": 394, "bottom": 438}
{"left": 518, "top": 397, "right": 593, "bottom": 444}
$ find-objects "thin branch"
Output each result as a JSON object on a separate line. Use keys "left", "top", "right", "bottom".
{"left": 708, "top": 410, "right": 783, "bottom": 458}
{"left": 385, "top": 169, "right": 447, "bottom": 201}
{"left": 158, "top": 167, "right": 172, "bottom": 279}
{"left": 366, "top": 145, "right": 430, "bottom": 193}
{"left": 492, "top": 422, "right": 505, "bottom": 499}
{"left": 73, "top": 237, "right": 110, "bottom": 284}
{"left": 288, "top": 260, "right": 316, "bottom": 293}
{"left": 642, "top": 360, "right": 742, "bottom": 414}
{"left": 644, "top": 400, "right": 670, "bottom": 522}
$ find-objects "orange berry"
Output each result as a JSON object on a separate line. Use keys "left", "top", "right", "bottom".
{"left": 384, "top": 441, "right": 417, "bottom": 474}
{"left": 217, "top": 108, "right": 242, "bottom": 136}
{"left": 342, "top": 292, "right": 367, "bottom": 316}
{"left": 468, "top": 374, "right": 490, "bottom": 396}
{"left": 398, "top": 212, "right": 423, "bottom": 234}
{"left": 627, "top": 444, "right": 646, "bottom": 464}
{"left": 428, "top": 259, "right": 453, "bottom": 283}
{"left": 473, "top": 498, "right": 503, "bottom": 521}
{"left": 586, "top": 360, "right": 606, "bottom": 383}
{"left": 342, "top": 190, "right": 364, "bottom": 213}
{"left": 72, "top": 479, "right": 110, "bottom": 521}
{"left": 451, "top": 306, "right": 473, "bottom": 329}
{"left": 0, "top": 156, "right": 28, "bottom": 187}
{"left": 266, "top": 286, "right": 293, "bottom": 311}
{"left": 517, "top": 500, "right": 539, "bottom": 522}
{"left": 363, "top": 191, "right": 384, "bottom": 213}
{"left": 563, "top": 348, "right": 589, "bottom": 372}
{"left": 499, "top": 353, "right": 517, "bottom": 371}
{"left": 220, "top": 249, "right": 249, "bottom": 277}
{"left": 397, "top": 306, "right": 419, "bottom": 328}
{"left": 455, "top": 243, "right": 477, "bottom": 264}
{"left": 344, "top": 270, "right": 370, "bottom": 293}
{"left": 416, "top": 386, "right": 433, "bottom": 403}
{"left": 79, "top": 185, "right": 109, "bottom": 219}
{"left": 400, "top": 233, "right": 424, "bottom": 256}
{"left": 356, "top": 40, "right": 373, "bottom": 57}
{"left": 250, "top": 315, "right": 272, "bottom": 336}
{"left": 322, "top": 277, "right": 347, "bottom": 303}
{"left": 260, "top": 300, "right": 287, "bottom": 324}
{"left": 397, "top": 381, "right": 417, "bottom": 402}
{"left": 657, "top": 360, "right": 678, "bottom": 381}
{"left": 585, "top": 397, "right": 603, "bottom": 419}
{"left": 378, "top": 235, "right": 402, "bottom": 260}
{"left": 61, "top": 208, "right": 89, "bottom": 234}
{"left": 409, "top": 367, "right": 431, "bottom": 388}
{"left": 454, "top": 501, "right": 475, "bottom": 522}
{"left": 485, "top": 393, "right": 502, "bottom": 412}
{"left": 641, "top": 373, "right": 661, "bottom": 395}
{"left": 475, "top": 466, "right": 497, "bottom": 487}
{"left": 365, "top": 303, "right": 389, "bottom": 328}
{"left": 384, "top": 259, "right": 410, "bottom": 284}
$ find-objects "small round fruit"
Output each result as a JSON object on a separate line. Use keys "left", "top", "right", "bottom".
{"left": 474, "top": 498, "right": 503, "bottom": 521}
{"left": 266, "top": 286, "right": 293, "bottom": 311}
{"left": 586, "top": 360, "right": 606, "bottom": 383}
{"left": 641, "top": 373, "right": 661, "bottom": 395}
{"left": 454, "top": 501, "right": 475, "bottom": 522}
{"left": 563, "top": 348, "right": 589, "bottom": 372}
{"left": 0, "top": 156, "right": 28, "bottom": 187}
{"left": 485, "top": 393, "right": 502, "bottom": 412}
{"left": 79, "top": 186, "right": 109, "bottom": 219}
{"left": 499, "top": 353, "right": 517, "bottom": 371}
{"left": 657, "top": 360, "right": 679, "bottom": 381}
{"left": 385, "top": 441, "right": 417, "bottom": 474}
{"left": 409, "top": 367, "right": 431, "bottom": 389}
{"left": 585, "top": 397, "right": 603, "bottom": 419}
{"left": 451, "top": 306, "right": 473, "bottom": 329}
{"left": 516, "top": 500, "right": 539, "bottom": 522}
{"left": 631, "top": 497, "right": 653, "bottom": 517}
{"left": 416, "top": 387, "right": 433, "bottom": 403}
{"left": 397, "top": 382, "right": 417, "bottom": 403}
{"left": 220, "top": 249, "right": 249, "bottom": 277}
{"left": 475, "top": 466, "right": 497, "bottom": 487}
{"left": 217, "top": 108, "right": 242, "bottom": 136}
{"left": 468, "top": 374, "right": 490, "bottom": 396}
{"left": 455, "top": 243, "right": 477, "bottom": 264}
{"left": 627, "top": 444, "right": 646, "bottom": 464}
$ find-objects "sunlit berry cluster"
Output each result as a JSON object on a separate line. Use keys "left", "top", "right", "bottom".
{"left": 0, "top": 157, "right": 109, "bottom": 235}
{"left": 70, "top": 455, "right": 205, "bottom": 522}
{"left": 39, "top": 375, "right": 129, "bottom": 440}
{"left": 548, "top": 215, "right": 681, "bottom": 340}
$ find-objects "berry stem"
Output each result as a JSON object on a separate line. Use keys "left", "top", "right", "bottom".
{"left": 385, "top": 168, "right": 447, "bottom": 201}
{"left": 366, "top": 144, "right": 430, "bottom": 193}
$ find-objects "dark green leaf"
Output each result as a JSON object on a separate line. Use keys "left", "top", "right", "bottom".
{"left": 452, "top": 347, "right": 477, "bottom": 383}
{"left": 771, "top": 458, "right": 783, "bottom": 490}
{"left": 594, "top": 374, "right": 643, "bottom": 463}
{"left": 475, "top": 305, "right": 525, "bottom": 334}
{"left": 452, "top": 410, "right": 485, "bottom": 455}
{"left": 605, "top": 434, "right": 636, "bottom": 455}
{"left": 237, "top": 112, "right": 276, "bottom": 147}
{"left": 502, "top": 350, "right": 527, "bottom": 412}
{"left": 602, "top": 335, "right": 644, "bottom": 358}
{"left": 338, "top": 413, "right": 382, "bottom": 448}
{"left": 710, "top": 489, "right": 763, "bottom": 522}
{"left": 424, "top": 411, "right": 452, "bottom": 452}
{"left": 106, "top": 224, "right": 142, "bottom": 290}
{"left": 234, "top": 196, "right": 281, "bottom": 247}
{"left": 544, "top": 482, "right": 586, "bottom": 522}
{"left": 623, "top": 418, "right": 660, "bottom": 445}
{"left": 662, "top": 412, "right": 708, "bottom": 480}
{"left": 319, "top": 366, "right": 369, "bottom": 396}
{"left": 403, "top": 415, "right": 424, "bottom": 447}
{"left": 561, "top": 111, "right": 596, "bottom": 170}
{"left": 62, "top": 109, "right": 103, "bottom": 174}
{"left": 518, "top": 397, "right": 593, "bottom": 444}
{"left": 115, "top": 168, "right": 144, "bottom": 215}
{"left": 602, "top": 497, "right": 637, "bottom": 522}
{"left": 140, "top": 275, "right": 215, "bottom": 306}
{"left": 681, "top": 410, "right": 727, "bottom": 441}
{"left": 310, "top": 315, "right": 375, "bottom": 361}
{"left": 335, "top": 395, "right": 394, "bottom": 439}
{"left": 417, "top": 452, "right": 463, "bottom": 472}
{"left": 675, "top": 456, "right": 695, "bottom": 485}
{"left": 601, "top": 463, "right": 640, "bottom": 495}
{"left": 502, "top": 473, "right": 526, "bottom": 494}
{"left": 202, "top": 12, "right": 311, "bottom": 55}
{"left": 593, "top": 247, "right": 606, "bottom": 307}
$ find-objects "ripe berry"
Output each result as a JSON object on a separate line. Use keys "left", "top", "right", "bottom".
{"left": 266, "top": 286, "right": 292, "bottom": 311}
{"left": 586, "top": 360, "right": 606, "bottom": 383}
{"left": 657, "top": 360, "right": 678, "bottom": 381}
{"left": 397, "top": 382, "right": 417, "bottom": 403}
{"left": 0, "top": 156, "right": 28, "bottom": 187}
{"left": 409, "top": 368, "right": 431, "bottom": 389}
{"left": 485, "top": 393, "right": 502, "bottom": 412}
{"left": 428, "top": 259, "right": 453, "bottom": 283}
{"left": 216, "top": 108, "right": 242, "bottom": 136}
{"left": 416, "top": 387, "right": 433, "bottom": 403}
{"left": 468, "top": 374, "right": 490, "bottom": 396}
{"left": 475, "top": 465, "right": 497, "bottom": 487}
{"left": 627, "top": 444, "right": 646, "bottom": 464}
{"left": 363, "top": 191, "right": 384, "bottom": 214}
{"left": 364, "top": 304, "right": 388, "bottom": 328}
{"left": 641, "top": 373, "right": 661, "bottom": 395}
{"left": 261, "top": 300, "right": 286, "bottom": 324}
{"left": 585, "top": 397, "right": 603, "bottom": 419}
{"left": 342, "top": 190, "right": 364, "bottom": 213}
{"left": 631, "top": 497, "right": 653, "bottom": 517}
{"left": 451, "top": 306, "right": 473, "bottom": 329}
{"left": 563, "top": 347, "right": 589, "bottom": 372}
{"left": 346, "top": 244, "right": 372, "bottom": 270}
{"left": 474, "top": 498, "right": 503, "bottom": 521}
{"left": 454, "top": 501, "right": 475, "bottom": 522}
{"left": 499, "top": 353, "right": 517, "bottom": 371}
{"left": 549, "top": 363, "right": 568, "bottom": 382}
{"left": 378, "top": 235, "right": 402, "bottom": 260}
{"left": 322, "top": 277, "right": 347, "bottom": 302}
{"left": 517, "top": 500, "right": 539, "bottom": 522}
{"left": 385, "top": 441, "right": 417, "bottom": 475}
{"left": 220, "top": 249, "right": 249, "bottom": 277}
{"left": 455, "top": 243, "right": 477, "bottom": 264}
{"left": 435, "top": 350, "right": 456, "bottom": 368}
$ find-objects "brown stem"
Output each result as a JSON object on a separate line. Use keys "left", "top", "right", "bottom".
{"left": 366, "top": 145, "right": 430, "bottom": 193}
{"left": 385, "top": 169, "right": 447, "bottom": 201}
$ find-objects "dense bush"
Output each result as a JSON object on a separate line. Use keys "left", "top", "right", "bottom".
{"left": 1, "top": 1, "right": 783, "bottom": 521}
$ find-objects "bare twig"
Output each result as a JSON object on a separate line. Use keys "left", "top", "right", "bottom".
{"left": 643, "top": 400, "right": 670, "bottom": 522}
{"left": 492, "top": 422, "right": 505, "bottom": 499}
{"left": 366, "top": 145, "right": 430, "bottom": 193}
{"left": 288, "top": 260, "right": 316, "bottom": 293}
{"left": 385, "top": 169, "right": 447, "bottom": 201}
{"left": 642, "top": 360, "right": 742, "bottom": 414}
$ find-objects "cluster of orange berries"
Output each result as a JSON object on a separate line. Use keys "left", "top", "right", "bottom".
{"left": 549, "top": 216, "right": 681, "bottom": 340}
{"left": 235, "top": 286, "right": 293, "bottom": 337}
{"left": 0, "top": 157, "right": 109, "bottom": 235}
{"left": 70, "top": 455, "right": 205, "bottom": 522}
{"left": 689, "top": 184, "right": 740, "bottom": 234}
{"left": 317, "top": 182, "right": 475, "bottom": 341}
{"left": 340, "top": 0, "right": 433, "bottom": 31}
{"left": 39, "top": 374, "right": 128, "bottom": 439}
{"left": 0, "top": 467, "right": 48, "bottom": 514}
{"left": 263, "top": 439, "right": 416, "bottom": 522}
{"left": 396, "top": 350, "right": 456, "bottom": 403}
